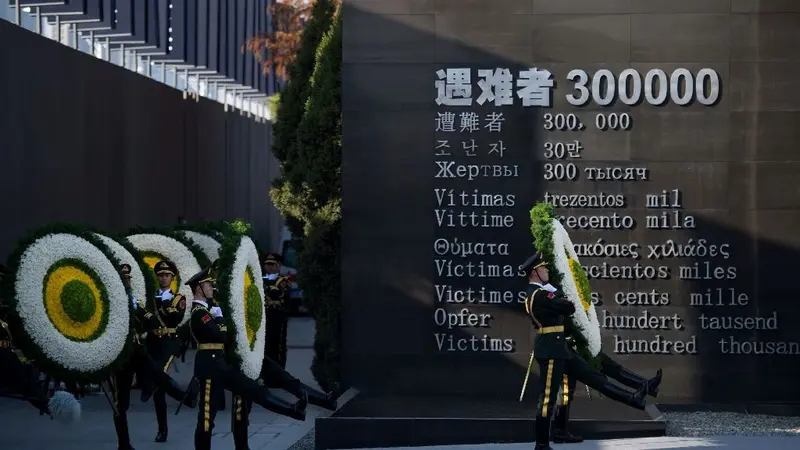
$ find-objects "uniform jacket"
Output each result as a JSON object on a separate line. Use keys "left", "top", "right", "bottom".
{"left": 525, "top": 283, "right": 575, "bottom": 360}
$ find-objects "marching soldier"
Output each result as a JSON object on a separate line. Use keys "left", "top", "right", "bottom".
{"left": 519, "top": 253, "right": 648, "bottom": 450}
{"left": 0, "top": 264, "right": 82, "bottom": 423}
{"left": 111, "top": 263, "right": 199, "bottom": 450}
{"left": 552, "top": 315, "right": 662, "bottom": 443}
{"left": 142, "top": 259, "right": 187, "bottom": 443}
{"left": 186, "top": 265, "right": 306, "bottom": 450}
{"left": 262, "top": 253, "right": 290, "bottom": 369}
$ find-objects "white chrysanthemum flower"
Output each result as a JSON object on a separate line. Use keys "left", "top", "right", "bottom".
{"left": 127, "top": 233, "right": 202, "bottom": 325}
{"left": 14, "top": 233, "right": 130, "bottom": 374}
{"left": 94, "top": 233, "right": 147, "bottom": 303}
{"left": 182, "top": 231, "right": 222, "bottom": 262}
{"left": 551, "top": 219, "right": 602, "bottom": 356}
{"left": 221, "top": 236, "right": 266, "bottom": 379}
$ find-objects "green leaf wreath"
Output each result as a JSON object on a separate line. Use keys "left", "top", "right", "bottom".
{"left": 530, "top": 203, "right": 602, "bottom": 369}
{"left": 1, "top": 223, "right": 135, "bottom": 382}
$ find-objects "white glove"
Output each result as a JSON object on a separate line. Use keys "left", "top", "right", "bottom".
{"left": 158, "top": 291, "right": 174, "bottom": 302}
{"left": 210, "top": 306, "right": 223, "bottom": 318}
{"left": 131, "top": 297, "right": 139, "bottom": 310}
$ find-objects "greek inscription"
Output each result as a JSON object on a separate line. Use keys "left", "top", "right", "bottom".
{"left": 573, "top": 238, "right": 640, "bottom": 259}
{"left": 432, "top": 238, "right": 510, "bottom": 257}
{"left": 646, "top": 239, "right": 731, "bottom": 260}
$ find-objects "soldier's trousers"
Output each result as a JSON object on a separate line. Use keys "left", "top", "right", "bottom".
{"left": 0, "top": 348, "right": 48, "bottom": 413}
{"left": 265, "top": 309, "right": 288, "bottom": 369}
{"left": 234, "top": 355, "right": 334, "bottom": 445}
{"left": 193, "top": 350, "right": 302, "bottom": 450}
{"left": 146, "top": 335, "right": 182, "bottom": 433}
{"left": 554, "top": 351, "right": 651, "bottom": 433}
{"left": 113, "top": 344, "right": 195, "bottom": 448}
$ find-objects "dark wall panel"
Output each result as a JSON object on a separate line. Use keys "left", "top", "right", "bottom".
{"left": 341, "top": 0, "right": 800, "bottom": 405}
{"left": 207, "top": 0, "right": 220, "bottom": 72}
{"left": 196, "top": 0, "right": 209, "bottom": 69}
{"left": 0, "top": 20, "right": 280, "bottom": 258}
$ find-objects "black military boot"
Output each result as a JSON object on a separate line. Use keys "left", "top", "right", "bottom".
{"left": 535, "top": 415, "right": 554, "bottom": 450}
{"left": 114, "top": 415, "right": 136, "bottom": 450}
{"left": 614, "top": 367, "right": 662, "bottom": 398}
{"left": 552, "top": 405, "right": 583, "bottom": 443}
{"left": 154, "top": 405, "right": 168, "bottom": 442}
{"left": 304, "top": 382, "right": 343, "bottom": 411}
{"left": 597, "top": 381, "right": 648, "bottom": 410}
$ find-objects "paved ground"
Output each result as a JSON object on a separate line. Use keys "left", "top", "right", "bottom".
{"left": 339, "top": 436, "right": 800, "bottom": 450}
{"left": 1, "top": 317, "right": 331, "bottom": 450}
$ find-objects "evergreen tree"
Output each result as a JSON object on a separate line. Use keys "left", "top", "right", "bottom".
{"left": 294, "top": 3, "right": 341, "bottom": 390}
{"left": 269, "top": 0, "right": 336, "bottom": 237}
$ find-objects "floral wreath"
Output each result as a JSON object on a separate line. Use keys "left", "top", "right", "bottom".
{"left": 179, "top": 229, "right": 223, "bottom": 262}
{"left": 530, "top": 203, "right": 602, "bottom": 365}
{"left": 93, "top": 233, "right": 156, "bottom": 305}
{"left": 126, "top": 228, "right": 211, "bottom": 324}
{"left": 175, "top": 221, "right": 261, "bottom": 263}
{"left": 215, "top": 233, "right": 266, "bottom": 379}
{"left": 0, "top": 224, "right": 134, "bottom": 382}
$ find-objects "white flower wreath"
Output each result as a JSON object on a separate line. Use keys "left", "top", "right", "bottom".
{"left": 182, "top": 230, "right": 222, "bottom": 262}
{"left": 221, "top": 236, "right": 266, "bottom": 379}
{"left": 126, "top": 233, "right": 202, "bottom": 325}
{"left": 14, "top": 233, "right": 130, "bottom": 373}
{"left": 94, "top": 233, "right": 147, "bottom": 303}
{"left": 551, "top": 219, "right": 602, "bottom": 356}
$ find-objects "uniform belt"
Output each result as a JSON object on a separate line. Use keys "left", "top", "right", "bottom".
{"left": 537, "top": 325, "right": 564, "bottom": 334}
{"left": 152, "top": 328, "right": 177, "bottom": 336}
{"left": 0, "top": 340, "right": 10, "bottom": 348}
{"left": 197, "top": 343, "right": 225, "bottom": 351}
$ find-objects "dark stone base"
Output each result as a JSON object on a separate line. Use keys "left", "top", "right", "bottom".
{"left": 316, "top": 395, "right": 666, "bottom": 449}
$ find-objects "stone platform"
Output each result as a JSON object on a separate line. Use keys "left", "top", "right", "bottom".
{"left": 316, "top": 395, "right": 666, "bottom": 449}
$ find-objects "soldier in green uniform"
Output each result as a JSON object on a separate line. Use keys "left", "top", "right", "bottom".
{"left": 141, "top": 260, "right": 187, "bottom": 442}
{"left": 262, "top": 253, "right": 290, "bottom": 369}
{"left": 112, "top": 263, "right": 199, "bottom": 450}
{"left": 186, "top": 265, "right": 307, "bottom": 450}
{"left": 520, "top": 254, "right": 649, "bottom": 449}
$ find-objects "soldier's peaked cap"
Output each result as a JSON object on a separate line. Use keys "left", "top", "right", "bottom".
{"left": 154, "top": 260, "right": 177, "bottom": 276}
{"left": 185, "top": 266, "right": 214, "bottom": 286}
{"left": 519, "top": 251, "right": 547, "bottom": 274}
{"left": 263, "top": 252, "right": 282, "bottom": 264}
{"left": 120, "top": 263, "right": 132, "bottom": 272}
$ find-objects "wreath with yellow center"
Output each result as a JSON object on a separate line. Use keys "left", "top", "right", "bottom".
{"left": 0, "top": 224, "right": 134, "bottom": 381}
{"left": 126, "top": 228, "right": 211, "bottom": 324}
{"left": 215, "top": 233, "right": 266, "bottom": 379}
{"left": 530, "top": 203, "right": 602, "bottom": 365}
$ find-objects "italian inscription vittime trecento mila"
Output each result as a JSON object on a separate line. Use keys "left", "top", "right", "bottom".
{"left": 432, "top": 66, "right": 800, "bottom": 358}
